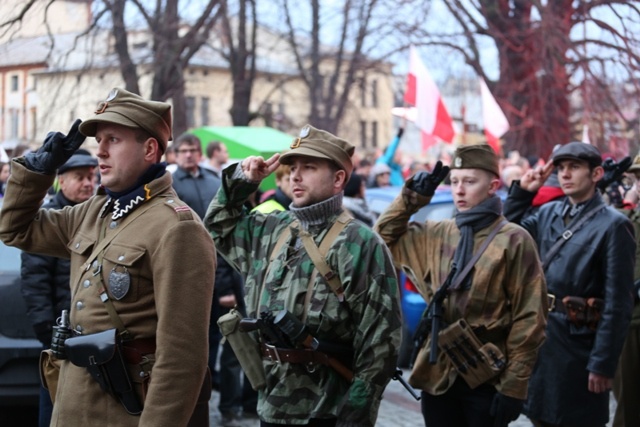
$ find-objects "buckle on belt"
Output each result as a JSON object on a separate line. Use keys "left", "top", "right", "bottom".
{"left": 547, "top": 294, "right": 556, "bottom": 312}
{"left": 562, "top": 230, "right": 573, "bottom": 240}
{"left": 264, "top": 343, "right": 282, "bottom": 363}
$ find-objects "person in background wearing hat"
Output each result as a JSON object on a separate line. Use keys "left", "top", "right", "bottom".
{"left": 503, "top": 141, "right": 635, "bottom": 427}
{"left": 375, "top": 144, "right": 548, "bottom": 427}
{"left": 19, "top": 149, "right": 97, "bottom": 427}
{"left": 0, "top": 88, "right": 215, "bottom": 427}
{"left": 611, "top": 153, "right": 640, "bottom": 427}
{"left": 367, "top": 162, "right": 392, "bottom": 188}
{"left": 204, "top": 124, "right": 401, "bottom": 427}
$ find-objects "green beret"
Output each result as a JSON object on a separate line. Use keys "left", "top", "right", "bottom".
{"left": 451, "top": 144, "right": 499, "bottom": 177}
{"left": 279, "top": 125, "right": 355, "bottom": 178}
{"left": 79, "top": 88, "right": 172, "bottom": 152}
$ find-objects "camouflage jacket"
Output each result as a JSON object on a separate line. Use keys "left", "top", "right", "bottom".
{"left": 374, "top": 186, "right": 548, "bottom": 400}
{"left": 204, "top": 164, "right": 401, "bottom": 426}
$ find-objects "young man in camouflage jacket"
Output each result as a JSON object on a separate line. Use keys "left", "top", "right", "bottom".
{"left": 205, "top": 125, "right": 402, "bottom": 427}
{"left": 375, "top": 145, "right": 548, "bottom": 427}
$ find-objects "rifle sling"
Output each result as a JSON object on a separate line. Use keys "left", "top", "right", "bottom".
{"left": 448, "top": 219, "right": 508, "bottom": 291}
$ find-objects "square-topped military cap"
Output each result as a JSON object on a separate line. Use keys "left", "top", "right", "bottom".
{"left": 79, "top": 88, "right": 173, "bottom": 152}
{"left": 552, "top": 141, "right": 602, "bottom": 167}
{"left": 450, "top": 144, "right": 500, "bottom": 177}
{"left": 279, "top": 125, "right": 355, "bottom": 178}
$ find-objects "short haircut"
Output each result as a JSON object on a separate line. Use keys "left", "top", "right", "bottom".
{"left": 174, "top": 133, "right": 202, "bottom": 151}
{"left": 206, "top": 141, "right": 223, "bottom": 158}
{"left": 275, "top": 164, "right": 291, "bottom": 180}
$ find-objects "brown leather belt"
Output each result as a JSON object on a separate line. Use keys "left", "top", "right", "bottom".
{"left": 121, "top": 337, "right": 156, "bottom": 364}
{"left": 261, "top": 342, "right": 333, "bottom": 365}
{"left": 548, "top": 293, "right": 566, "bottom": 314}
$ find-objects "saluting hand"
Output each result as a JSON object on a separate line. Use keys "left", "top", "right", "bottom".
{"left": 518, "top": 161, "right": 554, "bottom": 193}
{"left": 241, "top": 154, "right": 280, "bottom": 183}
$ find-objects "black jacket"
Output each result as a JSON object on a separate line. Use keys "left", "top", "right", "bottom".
{"left": 171, "top": 166, "right": 221, "bottom": 219}
{"left": 20, "top": 191, "right": 74, "bottom": 345}
{"left": 504, "top": 184, "right": 635, "bottom": 426}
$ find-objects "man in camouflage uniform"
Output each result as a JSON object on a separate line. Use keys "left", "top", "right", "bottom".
{"left": 204, "top": 125, "right": 401, "bottom": 427}
{"left": 375, "top": 145, "right": 548, "bottom": 427}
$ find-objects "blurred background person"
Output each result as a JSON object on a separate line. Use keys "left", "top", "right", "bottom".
{"left": 254, "top": 164, "right": 293, "bottom": 213}
{"left": 367, "top": 162, "right": 392, "bottom": 188}
{"left": 20, "top": 149, "right": 97, "bottom": 427}
{"left": 375, "top": 127, "right": 406, "bottom": 186}
{"left": 342, "top": 173, "right": 377, "bottom": 227}
{"left": 204, "top": 140, "right": 230, "bottom": 177}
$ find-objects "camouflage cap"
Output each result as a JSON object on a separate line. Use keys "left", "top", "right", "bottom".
{"left": 552, "top": 141, "right": 601, "bottom": 168}
{"left": 279, "top": 125, "right": 355, "bottom": 177}
{"left": 450, "top": 144, "right": 499, "bottom": 177}
{"left": 79, "top": 88, "right": 173, "bottom": 152}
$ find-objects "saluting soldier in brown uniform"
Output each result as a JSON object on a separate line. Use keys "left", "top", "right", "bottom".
{"left": 375, "top": 145, "right": 548, "bottom": 427}
{"left": 0, "top": 88, "right": 216, "bottom": 427}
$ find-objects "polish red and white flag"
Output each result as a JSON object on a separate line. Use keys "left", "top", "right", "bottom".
{"left": 480, "top": 78, "right": 509, "bottom": 153}
{"left": 404, "top": 46, "right": 455, "bottom": 150}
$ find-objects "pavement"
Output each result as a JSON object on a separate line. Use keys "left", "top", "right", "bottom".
{"left": 208, "top": 368, "right": 617, "bottom": 426}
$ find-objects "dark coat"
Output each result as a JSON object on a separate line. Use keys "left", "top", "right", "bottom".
{"left": 504, "top": 185, "right": 635, "bottom": 426}
{"left": 20, "top": 191, "right": 74, "bottom": 345}
{"left": 171, "top": 166, "right": 220, "bottom": 219}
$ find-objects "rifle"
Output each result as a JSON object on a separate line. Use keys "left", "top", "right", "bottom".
{"left": 410, "top": 264, "right": 457, "bottom": 367}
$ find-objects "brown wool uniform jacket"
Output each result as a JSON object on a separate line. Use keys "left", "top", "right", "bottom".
{"left": 374, "top": 187, "right": 548, "bottom": 400}
{"left": 0, "top": 161, "right": 215, "bottom": 427}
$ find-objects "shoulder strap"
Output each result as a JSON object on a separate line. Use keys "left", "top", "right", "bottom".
{"left": 449, "top": 219, "right": 508, "bottom": 291}
{"left": 86, "top": 200, "right": 160, "bottom": 266}
{"left": 89, "top": 199, "right": 163, "bottom": 340}
{"left": 299, "top": 211, "right": 352, "bottom": 302}
{"left": 541, "top": 205, "right": 606, "bottom": 270}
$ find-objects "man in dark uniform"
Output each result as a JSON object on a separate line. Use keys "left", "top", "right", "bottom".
{"left": 0, "top": 88, "right": 215, "bottom": 427}
{"left": 504, "top": 141, "right": 635, "bottom": 427}
{"left": 20, "top": 149, "right": 97, "bottom": 427}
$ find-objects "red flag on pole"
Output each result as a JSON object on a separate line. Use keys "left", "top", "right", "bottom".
{"left": 480, "top": 78, "right": 509, "bottom": 153}
{"left": 404, "top": 46, "right": 455, "bottom": 151}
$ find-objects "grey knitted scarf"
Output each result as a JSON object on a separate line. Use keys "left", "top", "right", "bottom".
{"left": 452, "top": 194, "right": 502, "bottom": 290}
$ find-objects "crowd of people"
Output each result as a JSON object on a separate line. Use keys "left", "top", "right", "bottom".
{"left": 0, "top": 87, "right": 639, "bottom": 427}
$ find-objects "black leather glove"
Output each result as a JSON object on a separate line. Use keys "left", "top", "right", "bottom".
{"left": 409, "top": 160, "right": 450, "bottom": 197}
{"left": 396, "top": 127, "right": 404, "bottom": 139}
{"left": 490, "top": 392, "right": 524, "bottom": 427}
{"left": 24, "top": 119, "right": 86, "bottom": 174}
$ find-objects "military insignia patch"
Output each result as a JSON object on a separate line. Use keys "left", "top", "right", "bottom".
{"left": 454, "top": 157, "right": 462, "bottom": 167}
{"left": 109, "top": 266, "right": 130, "bottom": 300}
{"left": 106, "top": 89, "right": 118, "bottom": 102}
{"left": 299, "top": 126, "right": 310, "bottom": 138}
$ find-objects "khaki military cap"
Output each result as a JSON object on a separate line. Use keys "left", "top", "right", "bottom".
{"left": 79, "top": 88, "right": 173, "bottom": 152}
{"left": 627, "top": 154, "right": 640, "bottom": 172}
{"left": 279, "top": 125, "right": 355, "bottom": 177}
{"left": 451, "top": 144, "right": 499, "bottom": 177}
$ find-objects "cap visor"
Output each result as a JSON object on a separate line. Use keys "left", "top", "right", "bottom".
{"left": 79, "top": 112, "right": 141, "bottom": 137}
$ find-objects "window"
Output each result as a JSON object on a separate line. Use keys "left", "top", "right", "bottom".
{"left": 371, "top": 79, "right": 378, "bottom": 108}
{"left": 371, "top": 121, "right": 378, "bottom": 148}
{"left": 10, "top": 109, "right": 19, "bottom": 138}
{"left": 360, "top": 78, "right": 366, "bottom": 107}
{"left": 360, "top": 120, "right": 367, "bottom": 148}
{"left": 30, "top": 108, "right": 37, "bottom": 139}
{"left": 201, "top": 97, "right": 210, "bottom": 126}
{"left": 186, "top": 97, "right": 195, "bottom": 129}
{"left": 10, "top": 75, "right": 18, "bottom": 92}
